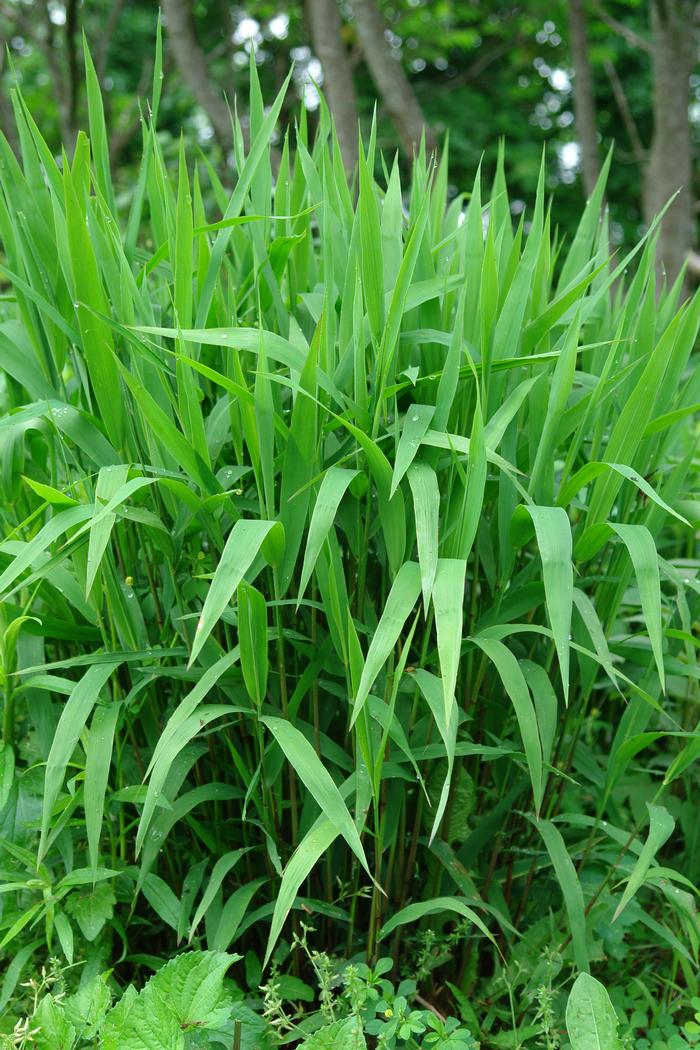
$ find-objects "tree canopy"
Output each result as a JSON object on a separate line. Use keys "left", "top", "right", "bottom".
{"left": 0, "top": 0, "right": 697, "bottom": 277}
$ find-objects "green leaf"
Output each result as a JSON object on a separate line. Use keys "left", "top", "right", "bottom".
{"left": 378, "top": 896, "right": 498, "bottom": 951}
{"left": 63, "top": 974, "right": 111, "bottom": 1035}
{"left": 391, "top": 405, "right": 436, "bottom": 497}
{"left": 575, "top": 521, "right": 665, "bottom": 690}
{"left": 358, "top": 146, "right": 384, "bottom": 346}
{"left": 407, "top": 461, "right": 440, "bottom": 608}
{"left": 212, "top": 878, "right": 266, "bottom": 950}
{"left": 471, "top": 637, "right": 543, "bottom": 812}
{"left": 101, "top": 951, "right": 238, "bottom": 1050}
{"left": 141, "top": 650, "right": 241, "bottom": 835}
{"left": 142, "top": 873, "right": 181, "bottom": 931}
{"left": 378, "top": 192, "right": 430, "bottom": 394}
{"left": 265, "top": 818, "right": 339, "bottom": 966}
{"left": 586, "top": 308, "right": 689, "bottom": 526}
{"left": 0, "top": 505, "right": 94, "bottom": 599}
{"left": 0, "top": 742, "right": 15, "bottom": 811}
{"left": 278, "top": 326, "right": 318, "bottom": 592}
{"left": 412, "top": 668, "right": 458, "bottom": 843}
{"left": 84, "top": 700, "right": 120, "bottom": 879}
{"left": 521, "top": 661, "right": 558, "bottom": 768}
{"left": 261, "top": 717, "right": 370, "bottom": 875}
{"left": 82, "top": 35, "right": 114, "bottom": 213}
{"left": 557, "top": 461, "right": 689, "bottom": 526}
{"left": 565, "top": 973, "right": 621, "bottom": 1050}
{"left": 613, "top": 803, "right": 675, "bottom": 921}
{"left": 532, "top": 817, "right": 589, "bottom": 974}
{"left": 351, "top": 561, "right": 422, "bottom": 726}
{"left": 189, "top": 849, "right": 250, "bottom": 940}
{"left": 85, "top": 465, "right": 131, "bottom": 595}
{"left": 297, "top": 466, "right": 359, "bottom": 605}
{"left": 138, "top": 704, "right": 243, "bottom": 858}
{"left": 149, "top": 950, "right": 236, "bottom": 1027}
{"left": 433, "top": 559, "right": 466, "bottom": 722}
{"left": 54, "top": 911, "right": 74, "bottom": 965}
{"left": 299, "top": 1014, "right": 367, "bottom": 1050}
{"left": 195, "top": 68, "right": 293, "bottom": 324}
{"left": 189, "top": 519, "right": 282, "bottom": 666}
{"left": 100, "top": 986, "right": 184, "bottom": 1050}
{"left": 63, "top": 160, "right": 124, "bottom": 448}
{"left": 65, "top": 882, "right": 115, "bottom": 941}
{"left": 173, "top": 138, "right": 194, "bottom": 328}
{"left": 510, "top": 505, "right": 573, "bottom": 699}
{"left": 451, "top": 395, "right": 487, "bottom": 562}
{"left": 117, "top": 363, "right": 219, "bottom": 494}
{"left": 610, "top": 524, "right": 665, "bottom": 692}
{"left": 40, "top": 662, "right": 120, "bottom": 860}
{"left": 238, "top": 582, "right": 268, "bottom": 707}
{"left": 34, "top": 995, "right": 77, "bottom": 1050}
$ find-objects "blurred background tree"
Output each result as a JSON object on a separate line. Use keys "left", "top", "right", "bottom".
{"left": 0, "top": 0, "right": 697, "bottom": 282}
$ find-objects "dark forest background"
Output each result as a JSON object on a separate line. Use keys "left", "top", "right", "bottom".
{"left": 0, "top": 0, "right": 697, "bottom": 285}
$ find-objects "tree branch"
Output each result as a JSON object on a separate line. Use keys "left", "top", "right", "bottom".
{"left": 305, "top": 0, "right": 359, "bottom": 175}
{"left": 569, "top": 0, "right": 601, "bottom": 198}
{"left": 65, "top": 0, "right": 80, "bottom": 136}
{"left": 603, "top": 57, "right": 646, "bottom": 168}
{"left": 590, "top": 2, "right": 653, "bottom": 53}
{"left": 161, "top": 0, "right": 233, "bottom": 147}
{"left": 348, "top": 0, "right": 436, "bottom": 154}
{"left": 436, "top": 41, "right": 512, "bottom": 96}
{"left": 95, "top": 0, "right": 125, "bottom": 83}
{"left": 109, "top": 55, "right": 155, "bottom": 164}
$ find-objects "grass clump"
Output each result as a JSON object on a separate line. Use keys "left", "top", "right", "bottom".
{"left": 0, "top": 36, "right": 699, "bottom": 1048}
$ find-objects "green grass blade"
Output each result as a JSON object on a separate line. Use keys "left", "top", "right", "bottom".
{"left": 39, "top": 662, "right": 120, "bottom": 861}
{"left": 613, "top": 804, "right": 674, "bottom": 921}
{"left": 391, "top": 405, "right": 435, "bottom": 497}
{"left": 85, "top": 465, "right": 130, "bottom": 597}
{"left": 297, "top": 467, "right": 359, "bottom": 606}
{"left": 611, "top": 524, "right": 665, "bottom": 691}
{"left": 379, "top": 897, "right": 498, "bottom": 952}
{"left": 351, "top": 561, "right": 422, "bottom": 727}
{"left": 511, "top": 505, "right": 573, "bottom": 700}
{"left": 238, "top": 582, "right": 269, "bottom": 709}
{"left": 84, "top": 700, "right": 120, "bottom": 880}
{"left": 265, "top": 818, "right": 339, "bottom": 966}
{"left": 433, "top": 559, "right": 467, "bottom": 723}
{"left": 407, "top": 462, "right": 440, "bottom": 609}
{"left": 188, "top": 520, "right": 283, "bottom": 667}
{"left": 533, "top": 817, "right": 589, "bottom": 973}
{"left": 471, "top": 637, "right": 543, "bottom": 813}
{"left": 261, "top": 717, "right": 370, "bottom": 875}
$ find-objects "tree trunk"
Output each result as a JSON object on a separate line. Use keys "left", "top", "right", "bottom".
{"left": 348, "top": 0, "right": 436, "bottom": 156}
{"left": 161, "top": 0, "right": 233, "bottom": 148}
{"left": 568, "top": 0, "right": 600, "bottom": 198}
{"left": 35, "top": 0, "right": 79, "bottom": 146}
{"left": 0, "top": 43, "right": 19, "bottom": 155}
{"left": 306, "top": 0, "right": 359, "bottom": 176}
{"left": 643, "top": 0, "right": 694, "bottom": 288}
